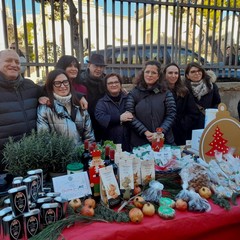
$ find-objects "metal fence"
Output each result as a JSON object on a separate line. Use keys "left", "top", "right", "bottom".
{"left": 1, "top": 0, "right": 240, "bottom": 83}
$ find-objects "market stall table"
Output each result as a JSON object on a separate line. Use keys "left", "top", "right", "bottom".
{"left": 61, "top": 198, "right": 240, "bottom": 240}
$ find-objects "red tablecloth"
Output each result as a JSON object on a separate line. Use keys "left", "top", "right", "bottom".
{"left": 61, "top": 199, "right": 240, "bottom": 240}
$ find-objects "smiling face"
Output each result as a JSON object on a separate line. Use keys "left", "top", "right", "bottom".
{"left": 53, "top": 73, "right": 70, "bottom": 97}
{"left": 186, "top": 66, "right": 203, "bottom": 82}
{"left": 0, "top": 50, "right": 21, "bottom": 80}
{"left": 106, "top": 75, "right": 121, "bottom": 96}
{"left": 65, "top": 62, "right": 78, "bottom": 80}
{"left": 144, "top": 65, "right": 159, "bottom": 87}
{"left": 165, "top": 65, "right": 179, "bottom": 88}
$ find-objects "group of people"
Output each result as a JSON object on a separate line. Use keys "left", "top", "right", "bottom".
{"left": 0, "top": 48, "right": 226, "bottom": 170}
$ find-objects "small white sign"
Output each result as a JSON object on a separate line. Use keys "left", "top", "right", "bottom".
{"left": 52, "top": 172, "right": 92, "bottom": 200}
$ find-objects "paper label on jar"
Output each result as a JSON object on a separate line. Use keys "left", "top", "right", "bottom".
{"left": 10, "top": 219, "right": 21, "bottom": 240}
{"left": 45, "top": 209, "right": 56, "bottom": 225}
{"left": 27, "top": 216, "right": 39, "bottom": 237}
{"left": 14, "top": 192, "right": 27, "bottom": 214}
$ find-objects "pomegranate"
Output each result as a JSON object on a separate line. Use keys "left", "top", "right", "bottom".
{"left": 129, "top": 208, "right": 144, "bottom": 223}
{"left": 142, "top": 202, "right": 155, "bottom": 216}
{"left": 133, "top": 196, "right": 145, "bottom": 209}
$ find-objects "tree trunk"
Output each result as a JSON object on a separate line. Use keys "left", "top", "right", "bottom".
{"left": 67, "top": 0, "right": 82, "bottom": 59}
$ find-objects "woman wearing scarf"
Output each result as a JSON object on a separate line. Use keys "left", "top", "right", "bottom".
{"left": 37, "top": 69, "right": 95, "bottom": 145}
{"left": 184, "top": 62, "right": 221, "bottom": 129}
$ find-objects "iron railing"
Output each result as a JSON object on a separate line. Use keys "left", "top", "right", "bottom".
{"left": 1, "top": 0, "right": 240, "bottom": 83}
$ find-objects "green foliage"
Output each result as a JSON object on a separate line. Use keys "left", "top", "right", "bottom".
{"left": 3, "top": 130, "right": 76, "bottom": 176}
{"left": 39, "top": 41, "right": 62, "bottom": 63}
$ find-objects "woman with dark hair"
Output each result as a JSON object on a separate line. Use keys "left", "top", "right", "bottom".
{"left": 55, "top": 55, "right": 87, "bottom": 96}
{"left": 184, "top": 62, "right": 221, "bottom": 129}
{"left": 37, "top": 69, "right": 95, "bottom": 145}
{"left": 125, "top": 60, "right": 176, "bottom": 149}
{"left": 95, "top": 73, "right": 133, "bottom": 151}
{"left": 163, "top": 63, "right": 200, "bottom": 145}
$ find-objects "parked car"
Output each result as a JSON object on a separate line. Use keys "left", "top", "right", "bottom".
{"left": 88, "top": 45, "right": 240, "bottom": 83}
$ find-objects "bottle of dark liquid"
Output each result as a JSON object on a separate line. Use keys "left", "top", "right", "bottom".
{"left": 104, "top": 146, "right": 110, "bottom": 166}
{"left": 81, "top": 140, "right": 92, "bottom": 171}
{"left": 109, "top": 149, "right": 118, "bottom": 177}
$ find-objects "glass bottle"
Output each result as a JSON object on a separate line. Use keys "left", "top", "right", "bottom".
{"left": 81, "top": 140, "right": 92, "bottom": 171}
{"left": 109, "top": 149, "right": 118, "bottom": 177}
{"left": 104, "top": 146, "right": 110, "bottom": 166}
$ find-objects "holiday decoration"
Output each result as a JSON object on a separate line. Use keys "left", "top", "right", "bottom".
{"left": 200, "top": 103, "right": 240, "bottom": 162}
{"left": 205, "top": 126, "right": 229, "bottom": 156}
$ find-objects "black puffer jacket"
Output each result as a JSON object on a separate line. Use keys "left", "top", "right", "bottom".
{"left": 0, "top": 74, "right": 42, "bottom": 152}
{"left": 125, "top": 84, "right": 176, "bottom": 149}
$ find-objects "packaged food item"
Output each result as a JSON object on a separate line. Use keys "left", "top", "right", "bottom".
{"left": 8, "top": 186, "right": 29, "bottom": 217}
{"left": 158, "top": 206, "right": 175, "bottom": 219}
{"left": 141, "top": 159, "right": 155, "bottom": 185}
{"left": 27, "top": 169, "right": 44, "bottom": 192}
{"left": 23, "top": 209, "right": 40, "bottom": 238}
{"left": 159, "top": 197, "right": 175, "bottom": 208}
{"left": 2, "top": 215, "right": 23, "bottom": 240}
{"left": 41, "top": 203, "right": 59, "bottom": 227}
{"left": 23, "top": 175, "right": 39, "bottom": 203}
{"left": 99, "top": 165, "right": 121, "bottom": 208}
{"left": 142, "top": 180, "right": 163, "bottom": 203}
{"left": 119, "top": 158, "right": 134, "bottom": 199}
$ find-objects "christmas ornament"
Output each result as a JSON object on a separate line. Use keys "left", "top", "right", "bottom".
{"left": 199, "top": 103, "right": 240, "bottom": 162}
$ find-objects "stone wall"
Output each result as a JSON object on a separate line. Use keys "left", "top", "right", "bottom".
{"left": 123, "top": 82, "right": 240, "bottom": 120}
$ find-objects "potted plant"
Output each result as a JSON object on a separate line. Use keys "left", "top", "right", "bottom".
{"left": 46, "top": 131, "right": 76, "bottom": 176}
{"left": 2, "top": 130, "right": 76, "bottom": 178}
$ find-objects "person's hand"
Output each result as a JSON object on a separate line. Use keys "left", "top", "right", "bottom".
{"left": 38, "top": 96, "right": 50, "bottom": 105}
{"left": 80, "top": 97, "right": 88, "bottom": 110}
{"left": 144, "top": 130, "right": 154, "bottom": 142}
{"left": 120, "top": 111, "right": 133, "bottom": 122}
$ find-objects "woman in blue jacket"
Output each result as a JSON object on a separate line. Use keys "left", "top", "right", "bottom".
{"left": 95, "top": 73, "right": 133, "bottom": 151}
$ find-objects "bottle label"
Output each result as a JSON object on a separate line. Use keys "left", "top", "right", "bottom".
{"left": 45, "top": 209, "right": 56, "bottom": 225}
{"left": 10, "top": 219, "right": 22, "bottom": 240}
{"left": 26, "top": 216, "right": 39, "bottom": 237}
{"left": 14, "top": 191, "right": 27, "bottom": 214}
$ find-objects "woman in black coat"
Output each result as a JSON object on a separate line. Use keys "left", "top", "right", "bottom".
{"left": 163, "top": 63, "right": 200, "bottom": 145}
{"left": 125, "top": 60, "right": 176, "bottom": 149}
{"left": 95, "top": 73, "right": 133, "bottom": 151}
{"left": 184, "top": 62, "right": 221, "bottom": 129}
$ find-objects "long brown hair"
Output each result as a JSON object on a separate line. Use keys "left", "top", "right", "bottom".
{"left": 163, "top": 62, "right": 188, "bottom": 97}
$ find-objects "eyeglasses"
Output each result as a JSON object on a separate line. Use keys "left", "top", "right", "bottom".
{"left": 10, "top": 47, "right": 16, "bottom": 49}
{"left": 189, "top": 70, "right": 202, "bottom": 74}
{"left": 53, "top": 80, "right": 70, "bottom": 88}
{"left": 107, "top": 81, "right": 120, "bottom": 86}
{"left": 144, "top": 70, "right": 158, "bottom": 75}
